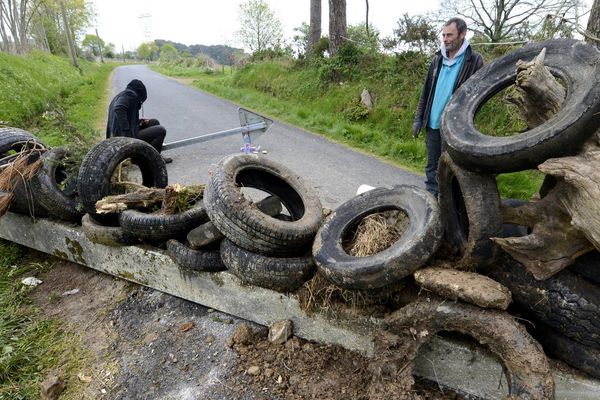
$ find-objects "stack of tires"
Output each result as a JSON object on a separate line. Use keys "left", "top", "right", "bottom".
{"left": 438, "top": 39, "right": 600, "bottom": 378}
{"left": 204, "top": 154, "right": 324, "bottom": 292}
{"left": 0, "top": 127, "right": 82, "bottom": 222}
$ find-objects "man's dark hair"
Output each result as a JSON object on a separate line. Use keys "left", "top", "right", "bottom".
{"left": 444, "top": 17, "right": 467, "bottom": 35}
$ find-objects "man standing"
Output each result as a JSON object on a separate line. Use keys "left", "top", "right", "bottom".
{"left": 106, "top": 79, "right": 172, "bottom": 163}
{"left": 413, "top": 18, "right": 483, "bottom": 196}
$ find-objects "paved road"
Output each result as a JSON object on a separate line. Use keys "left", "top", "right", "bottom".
{"left": 111, "top": 65, "right": 422, "bottom": 208}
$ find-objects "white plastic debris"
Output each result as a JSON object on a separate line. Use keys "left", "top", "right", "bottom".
{"left": 356, "top": 184, "right": 376, "bottom": 195}
{"left": 62, "top": 288, "right": 80, "bottom": 296}
{"left": 21, "top": 277, "right": 42, "bottom": 287}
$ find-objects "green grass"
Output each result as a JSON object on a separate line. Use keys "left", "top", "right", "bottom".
{"left": 153, "top": 53, "right": 540, "bottom": 199}
{"left": 0, "top": 52, "right": 115, "bottom": 398}
{"left": 0, "top": 241, "right": 73, "bottom": 399}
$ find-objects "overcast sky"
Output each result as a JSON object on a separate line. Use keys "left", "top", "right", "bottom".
{"left": 88, "top": 0, "right": 441, "bottom": 51}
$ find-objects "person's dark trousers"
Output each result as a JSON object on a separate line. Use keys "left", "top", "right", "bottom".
{"left": 137, "top": 119, "right": 166, "bottom": 153}
{"left": 424, "top": 127, "right": 442, "bottom": 197}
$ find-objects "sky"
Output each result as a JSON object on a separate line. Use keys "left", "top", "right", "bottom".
{"left": 87, "top": 0, "right": 441, "bottom": 52}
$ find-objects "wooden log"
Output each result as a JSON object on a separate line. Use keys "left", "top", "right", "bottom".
{"left": 490, "top": 47, "right": 600, "bottom": 279}
{"left": 508, "top": 48, "right": 565, "bottom": 128}
{"left": 492, "top": 185, "right": 595, "bottom": 280}
{"left": 95, "top": 187, "right": 165, "bottom": 214}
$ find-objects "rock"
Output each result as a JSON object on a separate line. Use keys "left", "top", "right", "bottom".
{"left": 231, "top": 323, "right": 254, "bottom": 345}
{"left": 205, "top": 334, "right": 215, "bottom": 344}
{"left": 187, "top": 221, "right": 223, "bottom": 248}
{"left": 264, "top": 368, "right": 274, "bottom": 378}
{"left": 22, "top": 277, "right": 42, "bottom": 286}
{"left": 413, "top": 267, "right": 512, "bottom": 310}
{"left": 268, "top": 320, "right": 293, "bottom": 344}
{"left": 247, "top": 365, "right": 260, "bottom": 376}
{"left": 360, "top": 88, "right": 374, "bottom": 110}
{"left": 41, "top": 375, "right": 66, "bottom": 400}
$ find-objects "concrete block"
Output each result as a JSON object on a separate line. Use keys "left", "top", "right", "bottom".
{"left": 1, "top": 212, "right": 599, "bottom": 399}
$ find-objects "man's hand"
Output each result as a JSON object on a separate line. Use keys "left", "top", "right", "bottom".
{"left": 412, "top": 121, "right": 421, "bottom": 138}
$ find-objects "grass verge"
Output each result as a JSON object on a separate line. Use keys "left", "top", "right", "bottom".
{"left": 0, "top": 52, "right": 116, "bottom": 398}
{"left": 153, "top": 56, "right": 541, "bottom": 199}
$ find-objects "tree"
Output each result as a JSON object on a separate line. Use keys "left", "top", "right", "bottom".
{"left": 236, "top": 0, "right": 283, "bottom": 53}
{"left": 159, "top": 42, "right": 177, "bottom": 63}
{"left": 440, "top": 0, "right": 579, "bottom": 42}
{"left": 347, "top": 22, "right": 379, "bottom": 53}
{"left": 390, "top": 14, "right": 438, "bottom": 53}
{"left": 291, "top": 22, "right": 309, "bottom": 57}
{"left": 136, "top": 41, "right": 158, "bottom": 61}
{"left": 307, "top": 0, "right": 321, "bottom": 58}
{"left": 588, "top": 0, "right": 600, "bottom": 49}
{"left": 328, "top": 0, "right": 346, "bottom": 56}
{"left": 81, "top": 33, "right": 103, "bottom": 55}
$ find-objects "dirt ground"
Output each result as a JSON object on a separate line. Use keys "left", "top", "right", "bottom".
{"left": 30, "top": 260, "right": 468, "bottom": 400}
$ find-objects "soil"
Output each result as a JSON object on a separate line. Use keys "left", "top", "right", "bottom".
{"left": 30, "top": 260, "right": 468, "bottom": 400}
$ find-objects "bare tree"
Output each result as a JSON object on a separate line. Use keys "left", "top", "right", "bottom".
{"left": 236, "top": 0, "right": 283, "bottom": 53}
{"left": 0, "top": 0, "right": 44, "bottom": 54}
{"left": 365, "top": 0, "right": 369, "bottom": 36}
{"left": 307, "top": 0, "right": 321, "bottom": 57}
{"left": 588, "top": 0, "right": 600, "bottom": 48}
{"left": 328, "top": 0, "right": 346, "bottom": 56}
{"left": 442, "top": 0, "right": 579, "bottom": 42}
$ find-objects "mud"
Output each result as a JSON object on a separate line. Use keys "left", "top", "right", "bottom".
{"left": 30, "top": 260, "right": 468, "bottom": 400}
{"left": 414, "top": 267, "right": 512, "bottom": 310}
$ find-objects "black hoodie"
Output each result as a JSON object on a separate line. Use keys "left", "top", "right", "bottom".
{"left": 106, "top": 79, "right": 148, "bottom": 138}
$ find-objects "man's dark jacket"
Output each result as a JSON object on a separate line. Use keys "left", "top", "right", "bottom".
{"left": 106, "top": 79, "right": 148, "bottom": 139}
{"left": 413, "top": 46, "right": 483, "bottom": 131}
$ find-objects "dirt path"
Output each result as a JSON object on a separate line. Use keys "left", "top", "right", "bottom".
{"left": 31, "top": 260, "right": 464, "bottom": 400}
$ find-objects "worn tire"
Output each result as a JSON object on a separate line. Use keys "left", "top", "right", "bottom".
{"left": 382, "top": 296, "right": 554, "bottom": 399}
{"left": 119, "top": 201, "right": 209, "bottom": 242}
{"left": 568, "top": 251, "right": 600, "bottom": 285}
{"left": 485, "top": 256, "right": 600, "bottom": 349}
{"left": 220, "top": 238, "right": 316, "bottom": 292}
{"left": 0, "top": 129, "right": 48, "bottom": 217}
{"left": 204, "top": 154, "right": 323, "bottom": 256}
{"left": 313, "top": 186, "right": 443, "bottom": 290}
{"left": 532, "top": 320, "right": 600, "bottom": 380}
{"left": 29, "top": 148, "right": 82, "bottom": 222}
{"left": 0, "top": 127, "right": 46, "bottom": 166}
{"left": 77, "top": 137, "right": 168, "bottom": 225}
{"left": 166, "top": 239, "right": 224, "bottom": 272}
{"left": 442, "top": 39, "right": 600, "bottom": 173}
{"left": 438, "top": 152, "right": 502, "bottom": 268}
{"left": 81, "top": 214, "right": 137, "bottom": 246}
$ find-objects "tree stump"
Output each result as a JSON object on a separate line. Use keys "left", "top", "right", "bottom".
{"left": 490, "top": 47, "right": 600, "bottom": 280}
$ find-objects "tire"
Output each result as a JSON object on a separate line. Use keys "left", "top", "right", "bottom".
{"left": 77, "top": 137, "right": 168, "bottom": 225}
{"left": 166, "top": 239, "right": 224, "bottom": 272}
{"left": 438, "top": 152, "right": 502, "bottom": 268}
{"left": 313, "top": 185, "right": 443, "bottom": 290}
{"left": 220, "top": 238, "right": 316, "bottom": 292}
{"left": 119, "top": 201, "right": 209, "bottom": 242}
{"left": 382, "top": 296, "right": 554, "bottom": 400}
{"left": 0, "top": 129, "right": 48, "bottom": 217}
{"left": 532, "top": 320, "right": 600, "bottom": 380}
{"left": 204, "top": 154, "right": 323, "bottom": 256}
{"left": 0, "top": 127, "right": 46, "bottom": 166}
{"left": 568, "top": 251, "right": 600, "bottom": 285}
{"left": 81, "top": 214, "right": 138, "bottom": 246}
{"left": 29, "top": 148, "right": 82, "bottom": 222}
{"left": 499, "top": 199, "right": 530, "bottom": 238}
{"left": 484, "top": 256, "right": 600, "bottom": 349}
{"left": 442, "top": 39, "right": 600, "bottom": 173}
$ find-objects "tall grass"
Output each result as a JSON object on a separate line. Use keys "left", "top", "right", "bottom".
{"left": 0, "top": 52, "right": 115, "bottom": 398}
{"left": 154, "top": 50, "right": 540, "bottom": 199}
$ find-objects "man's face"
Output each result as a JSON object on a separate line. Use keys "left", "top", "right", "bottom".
{"left": 442, "top": 23, "right": 466, "bottom": 53}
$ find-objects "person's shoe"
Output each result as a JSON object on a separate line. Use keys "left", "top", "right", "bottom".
{"left": 162, "top": 156, "right": 173, "bottom": 164}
